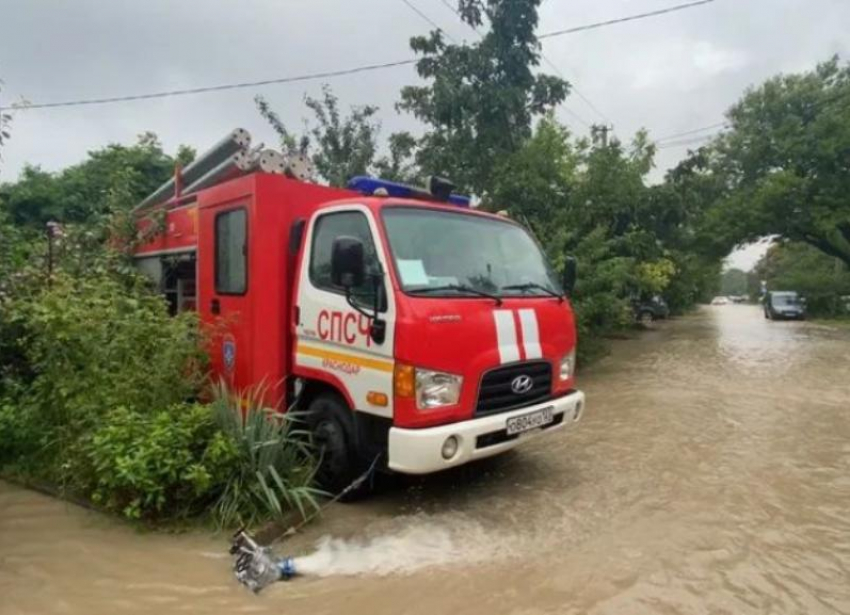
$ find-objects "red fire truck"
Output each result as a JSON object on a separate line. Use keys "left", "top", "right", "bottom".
{"left": 133, "top": 130, "right": 585, "bottom": 489}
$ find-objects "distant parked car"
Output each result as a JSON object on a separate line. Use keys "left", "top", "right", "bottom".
{"left": 711, "top": 296, "right": 730, "bottom": 305}
{"left": 764, "top": 291, "right": 806, "bottom": 320}
{"left": 634, "top": 295, "right": 670, "bottom": 325}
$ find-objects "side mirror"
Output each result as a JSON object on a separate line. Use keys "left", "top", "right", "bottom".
{"left": 331, "top": 236, "right": 365, "bottom": 288}
{"left": 562, "top": 257, "right": 577, "bottom": 297}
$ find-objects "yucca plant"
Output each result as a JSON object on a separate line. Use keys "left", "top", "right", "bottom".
{"left": 210, "top": 380, "right": 324, "bottom": 528}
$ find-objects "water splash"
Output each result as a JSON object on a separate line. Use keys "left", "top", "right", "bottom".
{"left": 292, "top": 514, "right": 507, "bottom": 577}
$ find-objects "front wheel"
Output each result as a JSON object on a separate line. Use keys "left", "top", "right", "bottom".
{"left": 307, "top": 394, "right": 372, "bottom": 497}
{"left": 638, "top": 311, "right": 654, "bottom": 327}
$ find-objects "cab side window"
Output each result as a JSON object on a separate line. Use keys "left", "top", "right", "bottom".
{"left": 310, "top": 211, "right": 383, "bottom": 305}
{"left": 215, "top": 208, "right": 247, "bottom": 294}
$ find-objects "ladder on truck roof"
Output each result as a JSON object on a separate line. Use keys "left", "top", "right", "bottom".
{"left": 135, "top": 128, "right": 474, "bottom": 213}
{"left": 134, "top": 128, "right": 316, "bottom": 212}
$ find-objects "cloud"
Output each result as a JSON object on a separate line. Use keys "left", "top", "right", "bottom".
{"left": 693, "top": 41, "right": 748, "bottom": 76}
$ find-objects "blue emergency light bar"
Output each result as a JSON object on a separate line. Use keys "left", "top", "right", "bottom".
{"left": 347, "top": 176, "right": 471, "bottom": 208}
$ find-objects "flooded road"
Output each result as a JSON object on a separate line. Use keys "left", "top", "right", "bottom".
{"left": 2, "top": 306, "right": 849, "bottom": 614}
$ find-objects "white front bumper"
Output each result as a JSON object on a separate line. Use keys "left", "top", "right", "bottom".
{"left": 387, "top": 390, "right": 585, "bottom": 475}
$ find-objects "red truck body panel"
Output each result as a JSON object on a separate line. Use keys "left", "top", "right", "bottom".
{"left": 135, "top": 174, "right": 356, "bottom": 401}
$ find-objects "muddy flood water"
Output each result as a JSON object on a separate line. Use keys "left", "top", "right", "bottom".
{"left": 2, "top": 305, "right": 849, "bottom": 614}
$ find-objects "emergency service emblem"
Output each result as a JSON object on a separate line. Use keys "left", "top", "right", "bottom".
{"left": 223, "top": 336, "right": 236, "bottom": 373}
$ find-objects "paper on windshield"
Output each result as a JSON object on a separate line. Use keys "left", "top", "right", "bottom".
{"left": 397, "top": 259, "right": 429, "bottom": 286}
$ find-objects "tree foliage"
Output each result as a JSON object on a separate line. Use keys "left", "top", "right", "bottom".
{"left": 399, "top": 0, "right": 569, "bottom": 194}
{"left": 489, "top": 115, "right": 715, "bottom": 358}
{"left": 0, "top": 133, "right": 194, "bottom": 228}
{"left": 256, "top": 87, "right": 417, "bottom": 187}
{"left": 695, "top": 57, "right": 850, "bottom": 266}
{"left": 303, "top": 86, "right": 380, "bottom": 187}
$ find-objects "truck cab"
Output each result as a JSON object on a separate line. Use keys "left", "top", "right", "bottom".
{"left": 295, "top": 198, "right": 585, "bottom": 482}
{"left": 133, "top": 134, "right": 584, "bottom": 489}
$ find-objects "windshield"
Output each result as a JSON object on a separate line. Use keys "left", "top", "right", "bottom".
{"left": 382, "top": 207, "right": 561, "bottom": 297}
{"left": 771, "top": 293, "right": 800, "bottom": 306}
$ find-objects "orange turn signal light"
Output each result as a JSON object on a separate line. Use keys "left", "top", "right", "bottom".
{"left": 394, "top": 364, "right": 415, "bottom": 399}
{"left": 367, "top": 391, "right": 389, "bottom": 407}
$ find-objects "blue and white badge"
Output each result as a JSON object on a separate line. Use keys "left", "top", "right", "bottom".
{"left": 223, "top": 337, "right": 236, "bottom": 373}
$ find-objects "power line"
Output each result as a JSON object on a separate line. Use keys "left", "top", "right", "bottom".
{"left": 539, "top": 55, "right": 611, "bottom": 126}
{"left": 656, "top": 134, "right": 717, "bottom": 150}
{"left": 655, "top": 121, "right": 729, "bottom": 143}
{"left": 0, "top": 59, "right": 418, "bottom": 112}
{"left": 437, "top": 0, "right": 461, "bottom": 18}
{"left": 538, "top": 0, "right": 716, "bottom": 39}
{"left": 654, "top": 88, "right": 850, "bottom": 149}
{"left": 401, "top": 0, "right": 459, "bottom": 44}
{"left": 1, "top": 1, "right": 718, "bottom": 113}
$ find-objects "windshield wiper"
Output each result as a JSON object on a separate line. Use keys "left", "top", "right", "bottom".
{"left": 501, "top": 282, "right": 563, "bottom": 300}
{"left": 409, "top": 284, "right": 503, "bottom": 305}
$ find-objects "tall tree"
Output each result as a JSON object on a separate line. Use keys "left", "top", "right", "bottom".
{"left": 303, "top": 86, "right": 380, "bottom": 188}
{"left": 489, "top": 114, "right": 716, "bottom": 349}
{"left": 699, "top": 57, "right": 850, "bottom": 266}
{"left": 399, "top": 0, "right": 569, "bottom": 195}
{"left": 372, "top": 131, "right": 419, "bottom": 184}
{"left": 256, "top": 86, "right": 415, "bottom": 187}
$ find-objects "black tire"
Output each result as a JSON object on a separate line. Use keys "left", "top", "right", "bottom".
{"left": 307, "top": 393, "right": 371, "bottom": 497}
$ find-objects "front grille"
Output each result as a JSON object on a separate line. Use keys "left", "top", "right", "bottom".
{"left": 476, "top": 360, "right": 553, "bottom": 416}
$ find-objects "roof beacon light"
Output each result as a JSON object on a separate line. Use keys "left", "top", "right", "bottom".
{"left": 347, "top": 176, "right": 471, "bottom": 207}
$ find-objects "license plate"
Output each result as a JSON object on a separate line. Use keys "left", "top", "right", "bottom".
{"left": 506, "top": 407, "right": 554, "bottom": 436}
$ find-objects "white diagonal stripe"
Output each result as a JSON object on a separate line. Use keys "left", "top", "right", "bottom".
{"left": 519, "top": 308, "right": 542, "bottom": 359}
{"left": 493, "top": 310, "right": 520, "bottom": 364}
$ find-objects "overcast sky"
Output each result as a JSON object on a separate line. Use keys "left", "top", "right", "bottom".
{"left": 2, "top": 0, "right": 848, "bottom": 269}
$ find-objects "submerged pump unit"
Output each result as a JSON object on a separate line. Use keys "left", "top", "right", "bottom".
{"left": 231, "top": 530, "right": 298, "bottom": 592}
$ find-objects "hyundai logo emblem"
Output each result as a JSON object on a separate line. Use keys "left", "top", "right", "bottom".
{"left": 510, "top": 374, "right": 533, "bottom": 395}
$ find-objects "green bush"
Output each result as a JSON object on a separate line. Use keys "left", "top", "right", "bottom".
{"left": 1, "top": 272, "right": 204, "bottom": 465}
{"left": 0, "top": 263, "right": 321, "bottom": 528}
{"left": 0, "top": 399, "right": 44, "bottom": 470}
{"left": 85, "top": 404, "right": 237, "bottom": 520}
{"left": 75, "top": 383, "right": 323, "bottom": 526}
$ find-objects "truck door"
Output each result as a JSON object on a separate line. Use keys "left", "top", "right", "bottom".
{"left": 295, "top": 206, "right": 396, "bottom": 418}
{"left": 199, "top": 203, "right": 252, "bottom": 391}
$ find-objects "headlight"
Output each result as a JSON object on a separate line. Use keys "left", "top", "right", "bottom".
{"left": 559, "top": 350, "right": 575, "bottom": 381}
{"left": 415, "top": 369, "right": 463, "bottom": 409}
